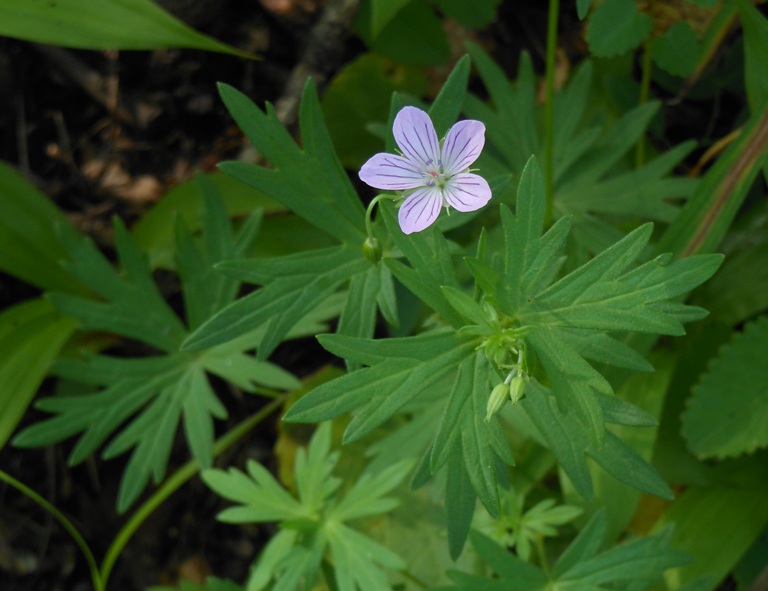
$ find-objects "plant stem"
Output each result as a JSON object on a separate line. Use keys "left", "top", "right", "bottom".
{"left": 99, "top": 394, "right": 288, "bottom": 587}
{"left": 544, "top": 0, "right": 560, "bottom": 227}
{"left": 636, "top": 36, "right": 654, "bottom": 167}
{"left": 0, "top": 469, "right": 104, "bottom": 591}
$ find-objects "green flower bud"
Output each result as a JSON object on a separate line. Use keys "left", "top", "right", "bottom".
{"left": 485, "top": 382, "right": 510, "bottom": 422}
{"left": 509, "top": 374, "right": 526, "bottom": 403}
{"left": 362, "top": 236, "right": 382, "bottom": 263}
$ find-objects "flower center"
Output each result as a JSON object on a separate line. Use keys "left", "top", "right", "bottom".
{"left": 425, "top": 159, "right": 447, "bottom": 188}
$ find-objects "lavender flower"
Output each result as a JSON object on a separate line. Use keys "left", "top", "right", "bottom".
{"left": 359, "top": 106, "right": 492, "bottom": 234}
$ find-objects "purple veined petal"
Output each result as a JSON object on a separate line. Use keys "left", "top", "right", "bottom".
{"left": 359, "top": 152, "right": 427, "bottom": 190}
{"left": 392, "top": 107, "right": 440, "bottom": 171}
{"left": 398, "top": 186, "right": 443, "bottom": 234}
{"left": 443, "top": 173, "right": 492, "bottom": 212}
{"left": 440, "top": 120, "right": 485, "bottom": 176}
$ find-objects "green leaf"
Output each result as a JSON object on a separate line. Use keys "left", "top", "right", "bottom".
{"left": 203, "top": 461, "right": 306, "bottom": 523}
{"left": 381, "top": 203, "right": 465, "bottom": 328}
{"left": 217, "top": 81, "right": 366, "bottom": 245}
{"left": 183, "top": 246, "right": 368, "bottom": 356}
{"left": 430, "top": 354, "right": 512, "bottom": 517}
{"left": 328, "top": 459, "right": 412, "bottom": 522}
{"left": 0, "top": 0, "right": 249, "bottom": 55}
{"left": 453, "top": 511, "right": 688, "bottom": 590}
{"left": 652, "top": 21, "right": 700, "bottom": 77}
{"left": 577, "top": 0, "right": 594, "bottom": 19}
{"left": 327, "top": 523, "right": 406, "bottom": 591}
{"left": 469, "top": 529, "right": 548, "bottom": 587}
{"left": 586, "top": 0, "right": 653, "bottom": 57}
{"left": 531, "top": 227, "right": 723, "bottom": 335}
{"left": 428, "top": 55, "right": 471, "bottom": 138}
{"left": 652, "top": 483, "right": 768, "bottom": 590}
{"left": 738, "top": 0, "right": 768, "bottom": 113}
{"left": 0, "top": 299, "right": 77, "bottom": 450}
{"left": 656, "top": 100, "right": 768, "bottom": 258}
{"left": 337, "top": 266, "right": 384, "bottom": 370}
{"left": 0, "top": 161, "right": 87, "bottom": 294}
{"left": 321, "top": 53, "right": 426, "bottom": 169}
{"left": 204, "top": 424, "right": 406, "bottom": 591}
{"left": 284, "top": 332, "right": 479, "bottom": 443}
{"left": 50, "top": 219, "right": 188, "bottom": 353}
{"left": 436, "top": 0, "right": 500, "bottom": 28}
{"left": 132, "top": 171, "right": 287, "bottom": 270}
{"left": 521, "top": 381, "right": 672, "bottom": 501}
{"left": 558, "top": 525, "right": 688, "bottom": 586}
{"left": 16, "top": 191, "right": 299, "bottom": 511}
{"left": 700, "top": 238, "right": 768, "bottom": 325}
{"left": 445, "top": 449, "right": 477, "bottom": 560}
{"left": 354, "top": 0, "right": 450, "bottom": 66}
{"left": 175, "top": 174, "right": 257, "bottom": 331}
{"left": 368, "top": 0, "right": 414, "bottom": 39}
{"left": 682, "top": 316, "right": 768, "bottom": 458}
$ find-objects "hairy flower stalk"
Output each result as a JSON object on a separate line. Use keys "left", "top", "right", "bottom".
{"left": 359, "top": 106, "right": 492, "bottom": 234}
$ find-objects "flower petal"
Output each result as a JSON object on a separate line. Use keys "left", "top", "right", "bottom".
{"left": 398, "top": 186, "right": 443, "bottom": 234}
{"left": 440, "top": 119, "right": 485, "bottom": 176}
{"left": 443, "top": 173, "right": 492, "bottom": 212}
{"left": 359, "top": 153, "right": 427, "bottom": 190}
{"left": 393, "top": 107, "right": 440, "bottom": 170}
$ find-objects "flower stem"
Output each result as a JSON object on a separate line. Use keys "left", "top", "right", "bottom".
{"left": 544, "top": 0, "right": 560, "bottom": 227}
{"left": 364, "top": 194, "right": 391, "bottom": 239}
{"left": 99, "top": 394, "right": 287, "bottom": 587}
{"left": 0, "top": 469, "right": 104, "bottom": 591}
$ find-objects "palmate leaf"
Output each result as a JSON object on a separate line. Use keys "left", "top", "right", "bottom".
{"left": 469, "top": 158, "right": 721, "bottom": 442}
{"left": 202, "top": 423, "right": 410, "bottom": 591}
{"left": 287, "top": 156, "right": 719, "bottom": 554}
{"left": 464, "top": 43, "right": 696, "bottom": 258}
{"left": 217, "top": 81, "right": 366, "bottom": 246}
{"left": 185, "top": 58, "right": 476, "bottom": 358}
{"left": 445, "top": 510, "right": 688, "bottom": 591}
{"left": 14, "top": 180, "right": 301, "bottom": 511}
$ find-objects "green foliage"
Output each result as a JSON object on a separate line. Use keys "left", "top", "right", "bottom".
{"left": 475, "top": 491, "right": 583, "bottom": 561}
{"left": 321, "top": 54, "right": 427, "bottom": 169}
{"left": 651, "top": 482, "right": 768, "bottom": 590}
{"left": 0, "top": 161, "right": 89, "bottom": 294}
{"left": 13, "top": 179, "right": 302, "bottom": 511}
{"left": 682, "top": 316, "right": 768, "bottom": 459}
{"left": 652, "top": 22, "right": 700, "bottom": 77}
{"left": 286, "top": 157, "right": 721, "bottom": 553}
{"left": 585, "top": 0, "right": 653, "bottom": 58}
{"left": 3, "top": 5, "right": 766, "bottom": 589}
{"left": 445, "top": 511, "right": 689, "bottom": 591}
{"left": 0, "top": 0, "right": 249, "bottom": 55}
{"left": 0, "top": 299, "right": 77, "bottom": 450}
{"left": 183, "top": 59, "right": 478, "bottom": 359}
{"left": 203, "top": 423, "right": 412, "bottom": 591}
{"left": 739, "top": 0, "right": 768, "bottom": 112}
{"left": 464, "top": 43, "right": 696, "bottom": 258}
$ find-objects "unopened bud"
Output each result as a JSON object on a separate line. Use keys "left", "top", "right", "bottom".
{"left": 509, "top": 374, "right": 526, "bottom": 403}
{"left": 485, "top": 382, "right": 510, "bottom": 422}
{"left": 362, "top": 236, "right": 382, "bottom": 263}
